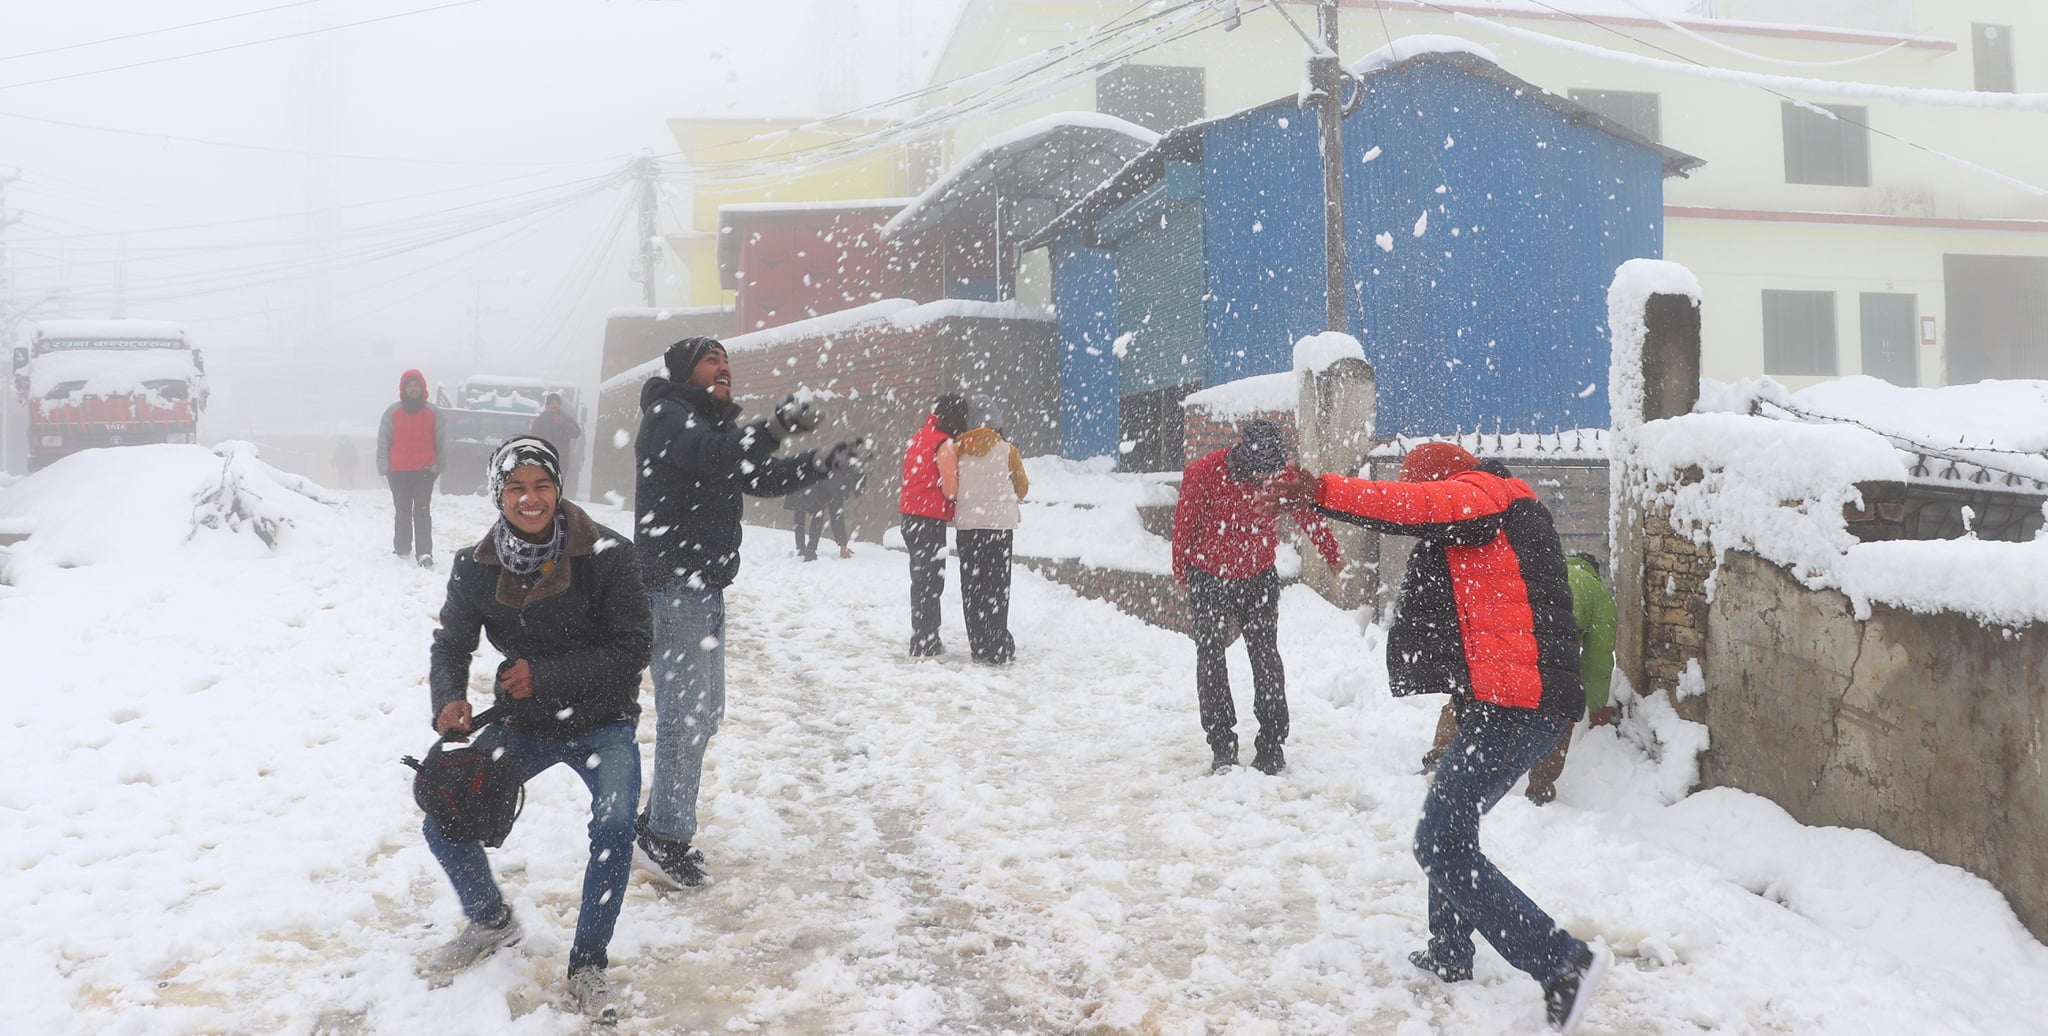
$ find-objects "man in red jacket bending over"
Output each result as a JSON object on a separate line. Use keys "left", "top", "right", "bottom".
{"left": 1172, "top": 419, "right": 1341, "bottom": 775}
{"left": 1262, "top": 440, "right": 1608, "bottom": 1034}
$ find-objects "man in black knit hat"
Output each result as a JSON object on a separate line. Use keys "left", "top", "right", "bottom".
{"left": 631, "top": 337, "right": 868, "bottom": 888}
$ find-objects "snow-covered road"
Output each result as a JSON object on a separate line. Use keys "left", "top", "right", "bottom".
{"left": 6, "top": 470, "right": 2048, "bottom": 1035}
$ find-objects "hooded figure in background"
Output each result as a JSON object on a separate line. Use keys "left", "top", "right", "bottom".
{"left": 377, "top": 369, "right": 446, "bottom": 568}
{"left": 631, "top": 336, "right": 867, "bottom": 889}
{"left": 1260, "top": 440, "right": 1608, "bottom": 1034}
{"left": 528, "top": 392, "right": 584, "bottom": 497}
{"left": 898, "top": 393, "right": 970, "bottom": 657}
{"left": 936, "top": 395, "right": 1028, "bottom": 665}
{"left": 1170, "top": 418, "right": 1341, "bottom": 775}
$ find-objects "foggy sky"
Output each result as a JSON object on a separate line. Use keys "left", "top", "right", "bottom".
{"left": 2, "top": 0, "right": 961, "bottom": 437}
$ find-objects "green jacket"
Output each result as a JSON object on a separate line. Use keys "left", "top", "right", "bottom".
{"left": 1566, "top": 556, "right": 1617, "bottom": 711}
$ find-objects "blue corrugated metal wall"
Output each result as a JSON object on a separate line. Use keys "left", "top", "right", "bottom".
{"left": 1105, "top": 168, "right": 1209, "bottom": 398}
{"left": 1049, "top": 228, "right": 1121, "bottom": 459}
{"left": 1343, "top": 61, "right": 1665, "bottom": 435}
{"left": 1203, "top": 111, "right": 1329, "bottom": 385}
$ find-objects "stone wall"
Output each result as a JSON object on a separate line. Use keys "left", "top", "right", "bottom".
{"left": 1637, "top": 492, "right": 1715, "bottom": 721}
{"left": 1699, "top": 549, "right": 2048, "bottom": 940}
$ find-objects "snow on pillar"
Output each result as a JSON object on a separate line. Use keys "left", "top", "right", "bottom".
{"left": 1608, "top": 259, "right": 1703, "bottom": 705}
{"left": 1294, "top": 331, "right": 1376, "bottom": 610}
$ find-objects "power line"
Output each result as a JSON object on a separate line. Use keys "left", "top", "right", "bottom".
{"left": 0, "top": 0, "right": 488, "bottom": 93}
{"left": 0, "top": 0, "right": 330, "bottom": 64}
{"left": 0, "top": 107, "right": 607, "bottom": 167}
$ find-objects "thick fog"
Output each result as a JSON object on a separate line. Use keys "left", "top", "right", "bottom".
{"left": 1, "top": 0, "right": 954, "bottom": 443}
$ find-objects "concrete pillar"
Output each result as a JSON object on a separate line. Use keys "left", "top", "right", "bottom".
{"left": 1612, "top": 286, "right": 1702, "bottom": 703}
{"left": 1296, "top": 356, "right": 1376, "bottom": 609}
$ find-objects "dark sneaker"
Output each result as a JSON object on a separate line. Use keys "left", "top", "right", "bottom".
{"left": 417, "top": 554, "right": 434, "bottom": 569}
{"left": 634, "top": 815, "right": 709, "bottom": 888}
{"left": 566, "top": 966, "right": 620, "bottom": 1024}
{"left": 1210, "top": 743, "right": 1238, "bottom": 774}
{"left": 420, "top": 909, "right": 522, "bottom": 984}
{"left": 1408, "top": 948, "right": 1472, "bottom": 983}
{"left": 1542, "top": 942, "right": 1610, "bottom": 1033}
{"left": 1252, "top": 744, "right": 1286, "bottom": 775}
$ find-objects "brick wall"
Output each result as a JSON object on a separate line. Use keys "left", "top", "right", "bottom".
{"left": 1180, "top": 405, "right": 1297, "bottom": 468}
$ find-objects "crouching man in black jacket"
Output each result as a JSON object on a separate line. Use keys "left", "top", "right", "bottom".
{"left": 418, "top": 436, "right": 651, "bottom": 1024}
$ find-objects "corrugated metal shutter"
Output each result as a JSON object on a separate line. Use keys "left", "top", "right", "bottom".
{"left": 1115, "top": 200, "right": 1209, "bottom": 397}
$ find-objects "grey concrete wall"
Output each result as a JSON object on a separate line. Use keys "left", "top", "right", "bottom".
{"left": 1368, "top": 458, "right": 1611, "bottom": 618}
{"left": 1701, "top": 550, "right": 2048, "bottom": 940}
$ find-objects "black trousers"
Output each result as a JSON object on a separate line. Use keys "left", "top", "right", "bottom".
{"left": 388, "top": 470, "right": 436, "bottom": 557}
{"left": 793, "top": 503, "right": 847, "bottom": 559}
{"left": 901, "top": 515, "right": 949, "bottom": 656}
{"left": 1188, "top": 567, "right": 1286, "bottom": 753}
{"left": 956, "top": 528, "right": 1016, "bottom": 664}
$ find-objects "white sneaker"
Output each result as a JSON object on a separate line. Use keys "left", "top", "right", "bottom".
{"left": 420, "top": 911, "right": 522, "bottom": 983}
{"left": 566, "top": 966, "right": 620, "bottom": 1024}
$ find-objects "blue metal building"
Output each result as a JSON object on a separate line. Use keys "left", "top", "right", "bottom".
{"left": 1029, "top": 50, "right": 1702, "bottom": 465}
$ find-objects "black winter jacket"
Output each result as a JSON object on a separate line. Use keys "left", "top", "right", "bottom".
{"left": 429, "top": 500, "right": 651, "bottom": 740}
{"left": 633, "top": 376, "right": 821, "bottom": 589}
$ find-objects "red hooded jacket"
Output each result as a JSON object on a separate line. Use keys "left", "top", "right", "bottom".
{"left": 379, "top": 369, "right": 441, "bottom": 474}
{"left": 897, "top": 414, "right": 955, "bottom": 521}
{"left": 1173, "top": 449, "right": 1341, "bottom": 580}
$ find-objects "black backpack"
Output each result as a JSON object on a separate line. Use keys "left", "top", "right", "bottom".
{"left": 402, "top": 707, "right": 524, "bottom": 848}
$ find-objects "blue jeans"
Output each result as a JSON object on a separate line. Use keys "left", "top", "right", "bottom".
{"left": 644, "top": 583, "right": 726, "bottom": 845}
{"left": 1413, "top": 700, "right": 1583, "bottom": 983}
{"left": 423, "top": 720, "right": 640, "bottom": 972}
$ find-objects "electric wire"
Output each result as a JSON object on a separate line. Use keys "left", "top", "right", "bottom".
{"left": 0, "top": 0, "right": 331, "bottom": 64}
{"left": 0, "top": 0, "right": 489, "bottom": 93}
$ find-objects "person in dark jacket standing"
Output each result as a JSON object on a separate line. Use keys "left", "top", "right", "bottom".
{"left": 528, "top": 392, "right": 584, "bottom": 497}
{"left": 418, "top": 436, "right": 650, "bottom": 1023}
{"left": 1172, "top": 419, "right": 1341, "bottom": 775}
{"left": 632, "top": 337, "right": 866, "bottom": 888}
{"left": 378, "top": 369, "right": 446, "bottom": 567}
{"left": 897, "top": 393, "right": 968, "bottom": 657}
{"left": 1263, "top": 440, "right": 1610, "bottom": 1034}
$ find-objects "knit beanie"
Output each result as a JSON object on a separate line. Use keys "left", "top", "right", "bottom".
{"left": 934, "top": 393, "right": 970, "bottom": 437}
{"left": 1398, "top": 441, "right": 1477, "bottom": 483}
{"left": 1234, "top": 419, "right": 1288, "bottom": 475}
{"left": 664, "top": 336, "right": 725, "bottom": 381}
{"left": 488, "top": 435, "right": 562, "bottom": 500}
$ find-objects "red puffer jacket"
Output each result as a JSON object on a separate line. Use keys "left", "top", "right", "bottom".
{"left": 897, "top": 414, "right": 954, "bottom": 521}
{"left": 1172, "top": 449, "right": 1341, "bottom": 580}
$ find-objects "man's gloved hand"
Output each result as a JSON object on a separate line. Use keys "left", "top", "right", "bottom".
{"left": 772, "top": 394, "right": 823, "bottom": 437}
{"left": 814, "top": 436, "right": 872, "bottom": 475}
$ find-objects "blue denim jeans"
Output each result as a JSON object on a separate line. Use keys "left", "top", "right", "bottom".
{"left": 423, "top": 720, "right": 640, "bottom": 972}
{"left": 1413, "top": 700, "right": 1583, "bottom": 983}
{"left": 644, "top": 583, "right": 726, "bottom": 846}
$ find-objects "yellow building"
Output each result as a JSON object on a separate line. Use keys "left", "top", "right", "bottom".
{"left": 662, "top": 118, "right": 932, "bottom": 308}
{"left": 924, "top": 0, "right": 2048, "bottom": 388}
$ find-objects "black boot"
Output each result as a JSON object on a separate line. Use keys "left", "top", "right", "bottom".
{"left": 1209, "top": 740, "right": 1238, "bottom": 774}
{"left": 1252, "top": 743, "right": 1286, "bottom": 775}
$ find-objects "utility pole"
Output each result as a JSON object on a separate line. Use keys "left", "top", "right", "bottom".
{"left": 1309, "top": 0, "right": 1349, "bottom": 334}
{"left": 631, "top": 156, "right": 660, "bottom": 308}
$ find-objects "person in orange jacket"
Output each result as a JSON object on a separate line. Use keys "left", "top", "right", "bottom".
{"left": 377, "top": 369, "right": 446, "bottom": 568}
{"left": 1263, "top": 441, "right": 1608, "bottom": 1033}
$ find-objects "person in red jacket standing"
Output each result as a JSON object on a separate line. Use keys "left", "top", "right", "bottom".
{"left": 1262, "top": 440, "right": 1609, "bottom": 1034}
{"left": 1172, "top": 419, "right": 1341, "bottom": 775}
{"left": 378, "top": 369, "right": 446, "bottom": 568}
{"left": 897, "top": 394, "right": 968, "bottom": 657}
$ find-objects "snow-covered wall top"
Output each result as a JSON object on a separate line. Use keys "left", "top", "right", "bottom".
{"left": 1292, "top": 332, "right": 1366, "bottom": 375}
{"left": 1368, "top": 429, "right": 1610, "bottom": 460}
{"left": 1627, "top": 397, "right": 2048, "bottom": 627}
{"left": 1182, "top": 372, "right": 1296, "bottom": 419}
{"left": 600, "top": 298, "right": 1053, "bottom": 393}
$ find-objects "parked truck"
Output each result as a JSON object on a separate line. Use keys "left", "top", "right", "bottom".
{"left": 433, "top": 374, "right": 583, "bottom": 494}
{"left": 10, "top": 319, "right": 208, "bottom": 471}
